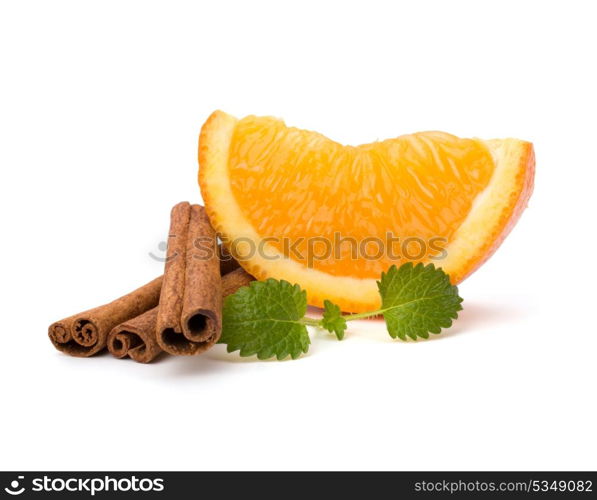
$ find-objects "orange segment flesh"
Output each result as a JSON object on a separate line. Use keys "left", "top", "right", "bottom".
{"left": 199, "top": 111, "right": 535, "bottom": 312}
{"left": 228, "top": 116, "right": 495, "bottom": 279}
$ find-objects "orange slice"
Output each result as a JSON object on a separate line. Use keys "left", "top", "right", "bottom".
{"left": 199, "top": 111, "right": 534, "bottom": 312}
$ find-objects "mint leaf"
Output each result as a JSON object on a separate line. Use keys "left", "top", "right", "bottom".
{"left": 377, "top": 263, "right": 463, "bottom": 340}
{"left": 221, "top": 263, "right": 464, "bottom": 361}
{"left": 321, "top": 300, "right": 347, "bottom": 340}
{"left": 221, "top": 279, "right": 310, "bottom": 360}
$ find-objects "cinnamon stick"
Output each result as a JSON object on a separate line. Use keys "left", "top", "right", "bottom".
{"left": 48, "top": 277, "right": 162, "bottom": 357}
{"left": 107, "top": 307, "right": 161, "bottom": 363}
{"left": 221, "top": 267, "right": 254, "bottom": 296}
{"left": 156, "top": 202, "right": 222, "bottom": 355}
{"left": 107, "top": 267, "right": 254, "bottom": 363}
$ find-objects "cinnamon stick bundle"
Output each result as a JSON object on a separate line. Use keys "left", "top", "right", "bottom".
{"left": 48, "top": 197, "right": 241, "bottom": 359}
{"left": 108, "top": 267, "right": 254, "bottom": 363}
{"left": 49, "top": 243, "right": 238, "bottom": 359}
{"left": 48, "top": 277, "right": 163, "bottom": 357}
{"left": 156, "top": 202, "right": 222, "bottom": 355}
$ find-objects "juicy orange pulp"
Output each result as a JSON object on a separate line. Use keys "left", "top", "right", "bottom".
{"left": 228, "top": 116, "right": 495, "bottom": 279}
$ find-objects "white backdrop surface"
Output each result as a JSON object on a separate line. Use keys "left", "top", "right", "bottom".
{"left": 0, "top": 0, "right": 595, "bottom": 471}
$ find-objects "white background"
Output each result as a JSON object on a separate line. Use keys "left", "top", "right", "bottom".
{"left": 1, "top": 0, "right": 596, "bottom": 471}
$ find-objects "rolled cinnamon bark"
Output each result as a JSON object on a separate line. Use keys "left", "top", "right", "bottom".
{"left": 107, "top": 307, "right": 161, "bottom": 363}
{"left": 182, "top": 203, "right": 222, "bottom": 342}
{"left": 48, "top": 277, "right": 162, "bottom": 357}
{"left": 107, "top": 267, "right": 254, "bottom": 363}
{"left": 156, "top": 202, "right": 223, "bottom": 355}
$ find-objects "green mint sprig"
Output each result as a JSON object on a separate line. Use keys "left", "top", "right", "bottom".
{"left": 220, "top": 263, "right": 463, "bottom": 360}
